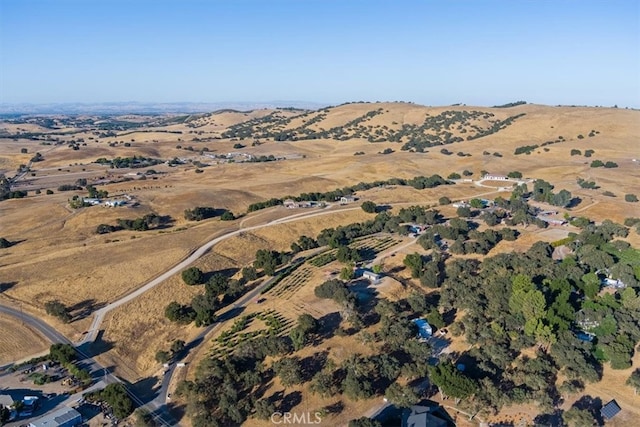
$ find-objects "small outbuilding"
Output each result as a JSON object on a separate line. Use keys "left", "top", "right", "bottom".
{"left": 575, "top": 331, "right": 595, "bottom": 342}
{"left": 538, "top": 217, "right": 567, "bottom": 226}
{"left": 340, "top": 195, "right": 356, "bottom": 204}
{"left": 82, "top": 198, "right": 101, "bottom": 206}
{"left": 601, "top": 399, "right": 622, "bottom": 421}
{"left": 104, "top": 199, "right": 126, "bottom": 207}
{"left": 452, "top": 201, "right": 469, "bottom": 208}
{"left": 602, "top": 278, "right": 626, "bottom": 289}
{"left": 361, "top": 270, "right": 381, "bottom": 284}
{"left": 412, "top": 318, "right": 433, "bottom": 340}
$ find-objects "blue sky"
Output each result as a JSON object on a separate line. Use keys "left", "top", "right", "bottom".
{"left": 1, "top": 0, "right": 639, "bottom": 107}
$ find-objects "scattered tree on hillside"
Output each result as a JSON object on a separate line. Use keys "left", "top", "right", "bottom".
{"left": 253, "top": 399, "right": 276, "bottom": 420}
{"left": 241, "top": 266, "right": 258, "bottom": 281}
{"left": 428, "top": 362, "right": 478, "bottom": 404}
{"left": 562, "top": 408, "right": 597, "bottom": 427}
{"left": 45, "top": 300, "right": 72, "bottom": 323}
{"left": 49, "top": 343, "right": 76, "bottom": 365}
{"left": 254, "top": 249, "right": 283, "bottom": 276}
{"left": 273, "top": 356, "right": 304, "bottom": 387}
{"left": 220, "top": 211, "right": 235, "bottom": 220}
{"left": 447, "top": 172, "right": 461, "bottom": 180}
{"left": 289, "top": 314, "right": 318, "bottom": 350}
{"left": 99, "top": 383, "right": 134, "bottom": 420}
{"left": 155, "top": 350, "right": 171, "bottom": 364}
{"left": 361, "top": 201, "right": 377, "bottom": 213}
{"left": 184, "top": 206, "right": 218, "bottom": 221}
{"left": 469, "top": 198, "right": 484, "bottom": 209}
{"left": 182, "top": 267, "right": 204, "bottom": 285}
{"left": 349, "top": 418, "right": 382, "bottom": 427}
{"left": 340, "top": 265, "right": 355, "bottom": 281}
{"left": 165, "top": 301, "right": 196, "bottom": 324}
{"left": 627, "top": 369, "right": 640, "bottom": 395}
{"left": 384, "top": 382, "right": 420, "bottom": 408}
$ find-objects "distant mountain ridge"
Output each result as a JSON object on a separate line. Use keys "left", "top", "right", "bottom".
{"left": 0, "top": 101, "right": 329, "bottom": 115}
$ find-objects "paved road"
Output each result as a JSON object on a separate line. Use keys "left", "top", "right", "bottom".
{"left": 80, "top": 203, "right": 360, "bottom": 344}
{"left": 1, "top": 205, "right": 356, "bottom": 427}
{"left": 1, "top": 185, "right": 504, "bottom": 425}
{"left": 0, "top": 304, "right": 70, "bottom": 346}
{"left": 0, "top": 307, "right": 175, "bottom": 426}
{"left": 144, "top": 272, "right": 281, "bottom": 418}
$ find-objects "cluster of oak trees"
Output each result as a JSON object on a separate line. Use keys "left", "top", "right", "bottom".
{"left": 176, "top": 277, "right": 448, "bottom": 427}
{"left": 170, "top": 184, "right": 639, "bottom": 426}
{"left": 247, "top": 174, "right": 450, "bottom": 212}
{"left": 436, "top": 220, "right": 639, "bottom": 422}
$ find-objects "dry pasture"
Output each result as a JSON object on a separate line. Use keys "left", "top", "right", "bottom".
{"left": 0, "top": 313, "right": 49, "bottom": 365}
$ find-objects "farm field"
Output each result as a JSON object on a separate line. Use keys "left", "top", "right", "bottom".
{"left": 181, "top": 235, "right": 410, "bottom": 427}
{"left": 93, "top": 206, "right": 376, "bottom": 381}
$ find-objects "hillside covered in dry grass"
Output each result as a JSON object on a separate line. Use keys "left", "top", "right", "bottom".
{"left": 1, "top": 102, "right": 639, "bottom": 426}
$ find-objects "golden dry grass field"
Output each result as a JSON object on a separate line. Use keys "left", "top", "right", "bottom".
{"left": 0, "top": 313, "right": 49, "bottom": 365}
{"left": 95, "top": 207, "right": 375, "bottom": 381}
{"left": 1, "top": 103, "right": 639, "bottom": 424}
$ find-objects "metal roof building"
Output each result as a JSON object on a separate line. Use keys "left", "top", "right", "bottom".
{"left": 28, "top": 407, "right": 82, "bottom": 427}
{"left": 412, "top": 318, "right": 433, "bottom": 340}
{"left": 601, "top": 399, "right": 622, "bottom": 420}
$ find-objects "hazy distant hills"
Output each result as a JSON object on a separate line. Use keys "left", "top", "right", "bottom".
{"left": 0, "top": 101, "right": 328, "bottom": 115}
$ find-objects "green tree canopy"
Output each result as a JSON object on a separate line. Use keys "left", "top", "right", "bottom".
{"left": 182, "top": 267, "right": 204, "bottom": 285}
{"left": 100, "top": 383, "right": 134, "bottom": 420}
{"left": 49, "top": 343, "right": 77, "bottom": 365}
{"left": 384, "top": 382, "right": 420, "bottom": 408}
{"left": 428, "top": 362, "right": 478, "bottom": 403}
{"left": 361, "top": 201, "right": 377, "bottom": 213}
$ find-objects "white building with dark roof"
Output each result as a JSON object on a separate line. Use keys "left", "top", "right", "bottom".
{"left": 340, "top": 195, "right": 356, "bottom": 204}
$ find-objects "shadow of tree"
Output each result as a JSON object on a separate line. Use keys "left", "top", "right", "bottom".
{"left": 166, "top": 402, "right": 186, "bottom": 425}
{"left": 77, "top": 331, "right": 114, "bottom": 359}
{"left": 300, "top": 350, "right": 328, "bottom": 382}
{"left": 203, "top": 267, "right": 240, "bottom": 283}
{"left": 278, "top": 390, "right": 302, "bottom": 412}
{"left": 129, "top": 376, "right": 162, "bottom": 404}
{"left": 0, "top": 281, "right": 17, "bottom": 293}
{"left": 573, "top": 394, "right": 604, "bottom": 425}
{"left": 534, "top": 409, "right": 564, "bottom": 427}
{"left": 68, "top": 299, "right": 107, "bottom": 322}
{"left": 323, "top": 400, "right": 344, "bottom": 415}
{"left": 315, "top": 312, "right": 342, "bottom": 342}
